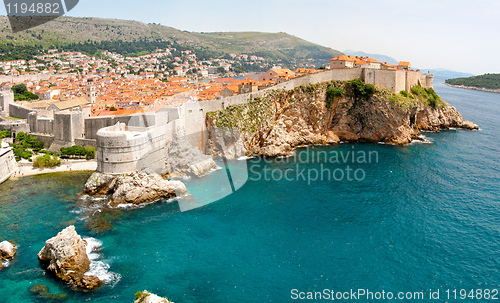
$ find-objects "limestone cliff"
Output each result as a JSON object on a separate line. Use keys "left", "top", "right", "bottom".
{"left": 207, "top": 80, "right": 478, "bottom": 158}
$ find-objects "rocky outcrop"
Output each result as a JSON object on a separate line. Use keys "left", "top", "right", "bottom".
{"left": 207, "top": 82, "right": 478, "bottom": 157}
{"left": 0, "top": 241, "right": 16, "bottom": 259}
{"left": 135, "top": 290, "right": 173, "bottom": 303}
{"left": 416, "top": 106, "right": 478, "bottom": 131}
{"left": 37, "top": 226, "right": 102, "bottom": 290}
{"left": 84, "top": 172, "right": 188, "bottom": 207}
{"left": 165, "top": 132, "right": 219, "bottom": 177}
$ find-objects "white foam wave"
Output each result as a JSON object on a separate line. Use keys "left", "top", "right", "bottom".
{"left": 1, "top": 259, "right": 10, "bottom": 268}
{"left": 83, "top": 237, "right": 121, "bottom": 287}
{"left": 410, "top": 135, "right": 433, "bottom": 145}
{"left": 237, "top": 156, "right": 255, "bottom": 161}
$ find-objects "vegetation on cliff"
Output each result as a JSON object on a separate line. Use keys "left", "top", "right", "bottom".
{"left": 207, "top": 79, "right": 475, "bottom": 156}
{"left": 445, "top": 73, "right": 500, "bottom": 90}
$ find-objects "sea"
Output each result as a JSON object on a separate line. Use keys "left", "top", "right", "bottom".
{"left": 0, "top": 79, "right": 499, "bottom": 302}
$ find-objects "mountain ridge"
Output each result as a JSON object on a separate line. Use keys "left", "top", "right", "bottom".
{"left": 0, "top": 16, "right": 342, "bottom": 68}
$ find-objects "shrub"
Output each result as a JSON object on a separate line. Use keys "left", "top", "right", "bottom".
{"left": 85, "top": 146, "right": 96, "bottom": 160}
{"left": 15, "top": 131, "right": 26, "bottom": 142}
{"left": 61, "top": 145, "right": 95, "bottom": 159}
{"left": 347, "top": 78, "right": 376, "bottom": 101}
{"left": 325, "top": 86, "right": 345, "bottom": 109}
{"left": 400, "top": 90, "right": 409, "bottom": 97}
{"left": 411, "top": 85, "right": 442, "bottom": 109}
{"left": 0, "top": 130, "right": 11, "bottom": 140}
{"left": 109, "top": 106, "right": 118, "bottom": 111}
{"left": 33, "top": 154, "right": 61, "bottom": 169}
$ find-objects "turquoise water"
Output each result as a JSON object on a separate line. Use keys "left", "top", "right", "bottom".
{"left": 1, "top": 80, "right": 499, "bottom": 302}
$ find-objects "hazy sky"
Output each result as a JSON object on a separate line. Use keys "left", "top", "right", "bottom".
{"left": 3, "top": 0, "right": 499, "bottom": 74}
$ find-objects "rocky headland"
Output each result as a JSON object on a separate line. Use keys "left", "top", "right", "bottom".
{"left": 83, "top": 172, "right": 188, "bottom": 207}
{"left": 37, "top": 226, "right": 102, "bottom": 290}
{"left": 207, "top": 80, "right": 478, "bottom": 158}
{"left": 444, "top": 83, "right": 500, "bottom": 94}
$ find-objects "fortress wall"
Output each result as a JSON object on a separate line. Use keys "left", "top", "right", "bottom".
{"left": 425, "top": 75, "right": 434, "bottom": 88}
{"left": 85, "top": 116, "right": 118, "bottom": 140}
{"left": 405, "top": 71, "right": 421, "bottom": 92}
{"left": 49, "top": 111, "right": 85, "bottom": 152}
{"left": 28, "top": 112, "right": 37, "bottom": 133}
{"left": 0, "top": 120, "right": 30, "bottom": 135}
{"left": 75, "top": 138, "right": 97, "bottom": 148}
{"left": 31, "top": 134, "right": 54, "bottom": 148}
{"left": 96, "top": 122, "right": 171, "bottom": 175}
{"left": 37, "top": 118, "right": 54, "bottom": 135}
{"left": 0, "top": 73, "right": 77, "bottom": 84}
{"left": 9, "top": 103, "right": 35, "bottom": 119}
{"left": 181, "top": 102, "right": 211, "bottom": 153}
{"left": 0, "top": 91, "right": 14, "bottom": 114}
{"left": 93, "top": 67, "right": 434, "bottom": 174}
{"left": 0, "top": 149, "right": 18, "bottom": 184}
{"left": 84, "top": 112, "right": 162, "bottom": 140}
{"left": 363, "top": 69, "right": 407, "bottom": 93}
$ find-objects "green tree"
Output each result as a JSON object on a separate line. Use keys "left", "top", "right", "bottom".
{"left": 325, "top": 86, "right": 345, "bottom": 109}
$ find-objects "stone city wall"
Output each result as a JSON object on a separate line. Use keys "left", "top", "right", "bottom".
{"left": 9, "top": 103, "right": 35, "bottom": 120}
{"left": 0, "top": 148, "right": 18, "bottom": 184}
{"left": 94, "top": 68, "right": 434, "bottom": 174}
{"left": 96, "top": 119, "right": 179, "bottom": 175}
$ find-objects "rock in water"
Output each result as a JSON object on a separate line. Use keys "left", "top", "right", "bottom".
{"left": 111, "top": 172, "right": 187, "bottom": 206}
{"left": 462, "top": 120, "right": 479, "bottom": 130}
{"left": 0, "top": 241, "right": 16, "bottom": 259}
{"left": 37, "top": 226, "right": 102, "bottom": 290}
{"left": 135, "top": 290, "right": 174, "bottom": 303}
{"left": 30, "top": 284, "right": 68, "bottom": 301}
{"left": 83, "top": 172, "right": 188, "bottom": 207}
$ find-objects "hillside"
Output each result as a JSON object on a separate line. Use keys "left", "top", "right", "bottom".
{"left": 445, "top": 73, "right": 500, "bottom": 90}
{"left": 343, "top": 49, "right": 399, "bottom": 65}
{"left": 0, "top": 16, "right": 341, "bottom": 68}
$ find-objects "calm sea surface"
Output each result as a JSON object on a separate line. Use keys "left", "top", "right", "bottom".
{"left": 0, "top": 79, "right": 499, "bottom": 302}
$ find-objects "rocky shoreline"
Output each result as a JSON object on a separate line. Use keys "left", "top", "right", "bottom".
{"left": 444, "top": 83, "right": 500, "bottom": 93}
{"left": 207, "top": 81, "right": 478, "bottom": 158}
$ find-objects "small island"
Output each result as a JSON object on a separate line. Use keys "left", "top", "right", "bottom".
{"left": 445, "top": 73, "right": 500, "bottom": 93}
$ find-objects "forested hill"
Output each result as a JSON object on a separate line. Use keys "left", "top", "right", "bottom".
{"left": 0, "top": 16, "right": 342, "bottom": 68}
{"left": 445, "top": 74, "right": 500, "bottom": 90}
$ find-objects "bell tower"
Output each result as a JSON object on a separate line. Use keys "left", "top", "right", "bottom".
{"left": 86, "top": 78, "right": 97, "bottom": 104}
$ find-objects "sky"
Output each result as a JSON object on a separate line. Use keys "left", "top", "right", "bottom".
{"left": 2, "top": 0, "right": 499, "bottom": 75}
